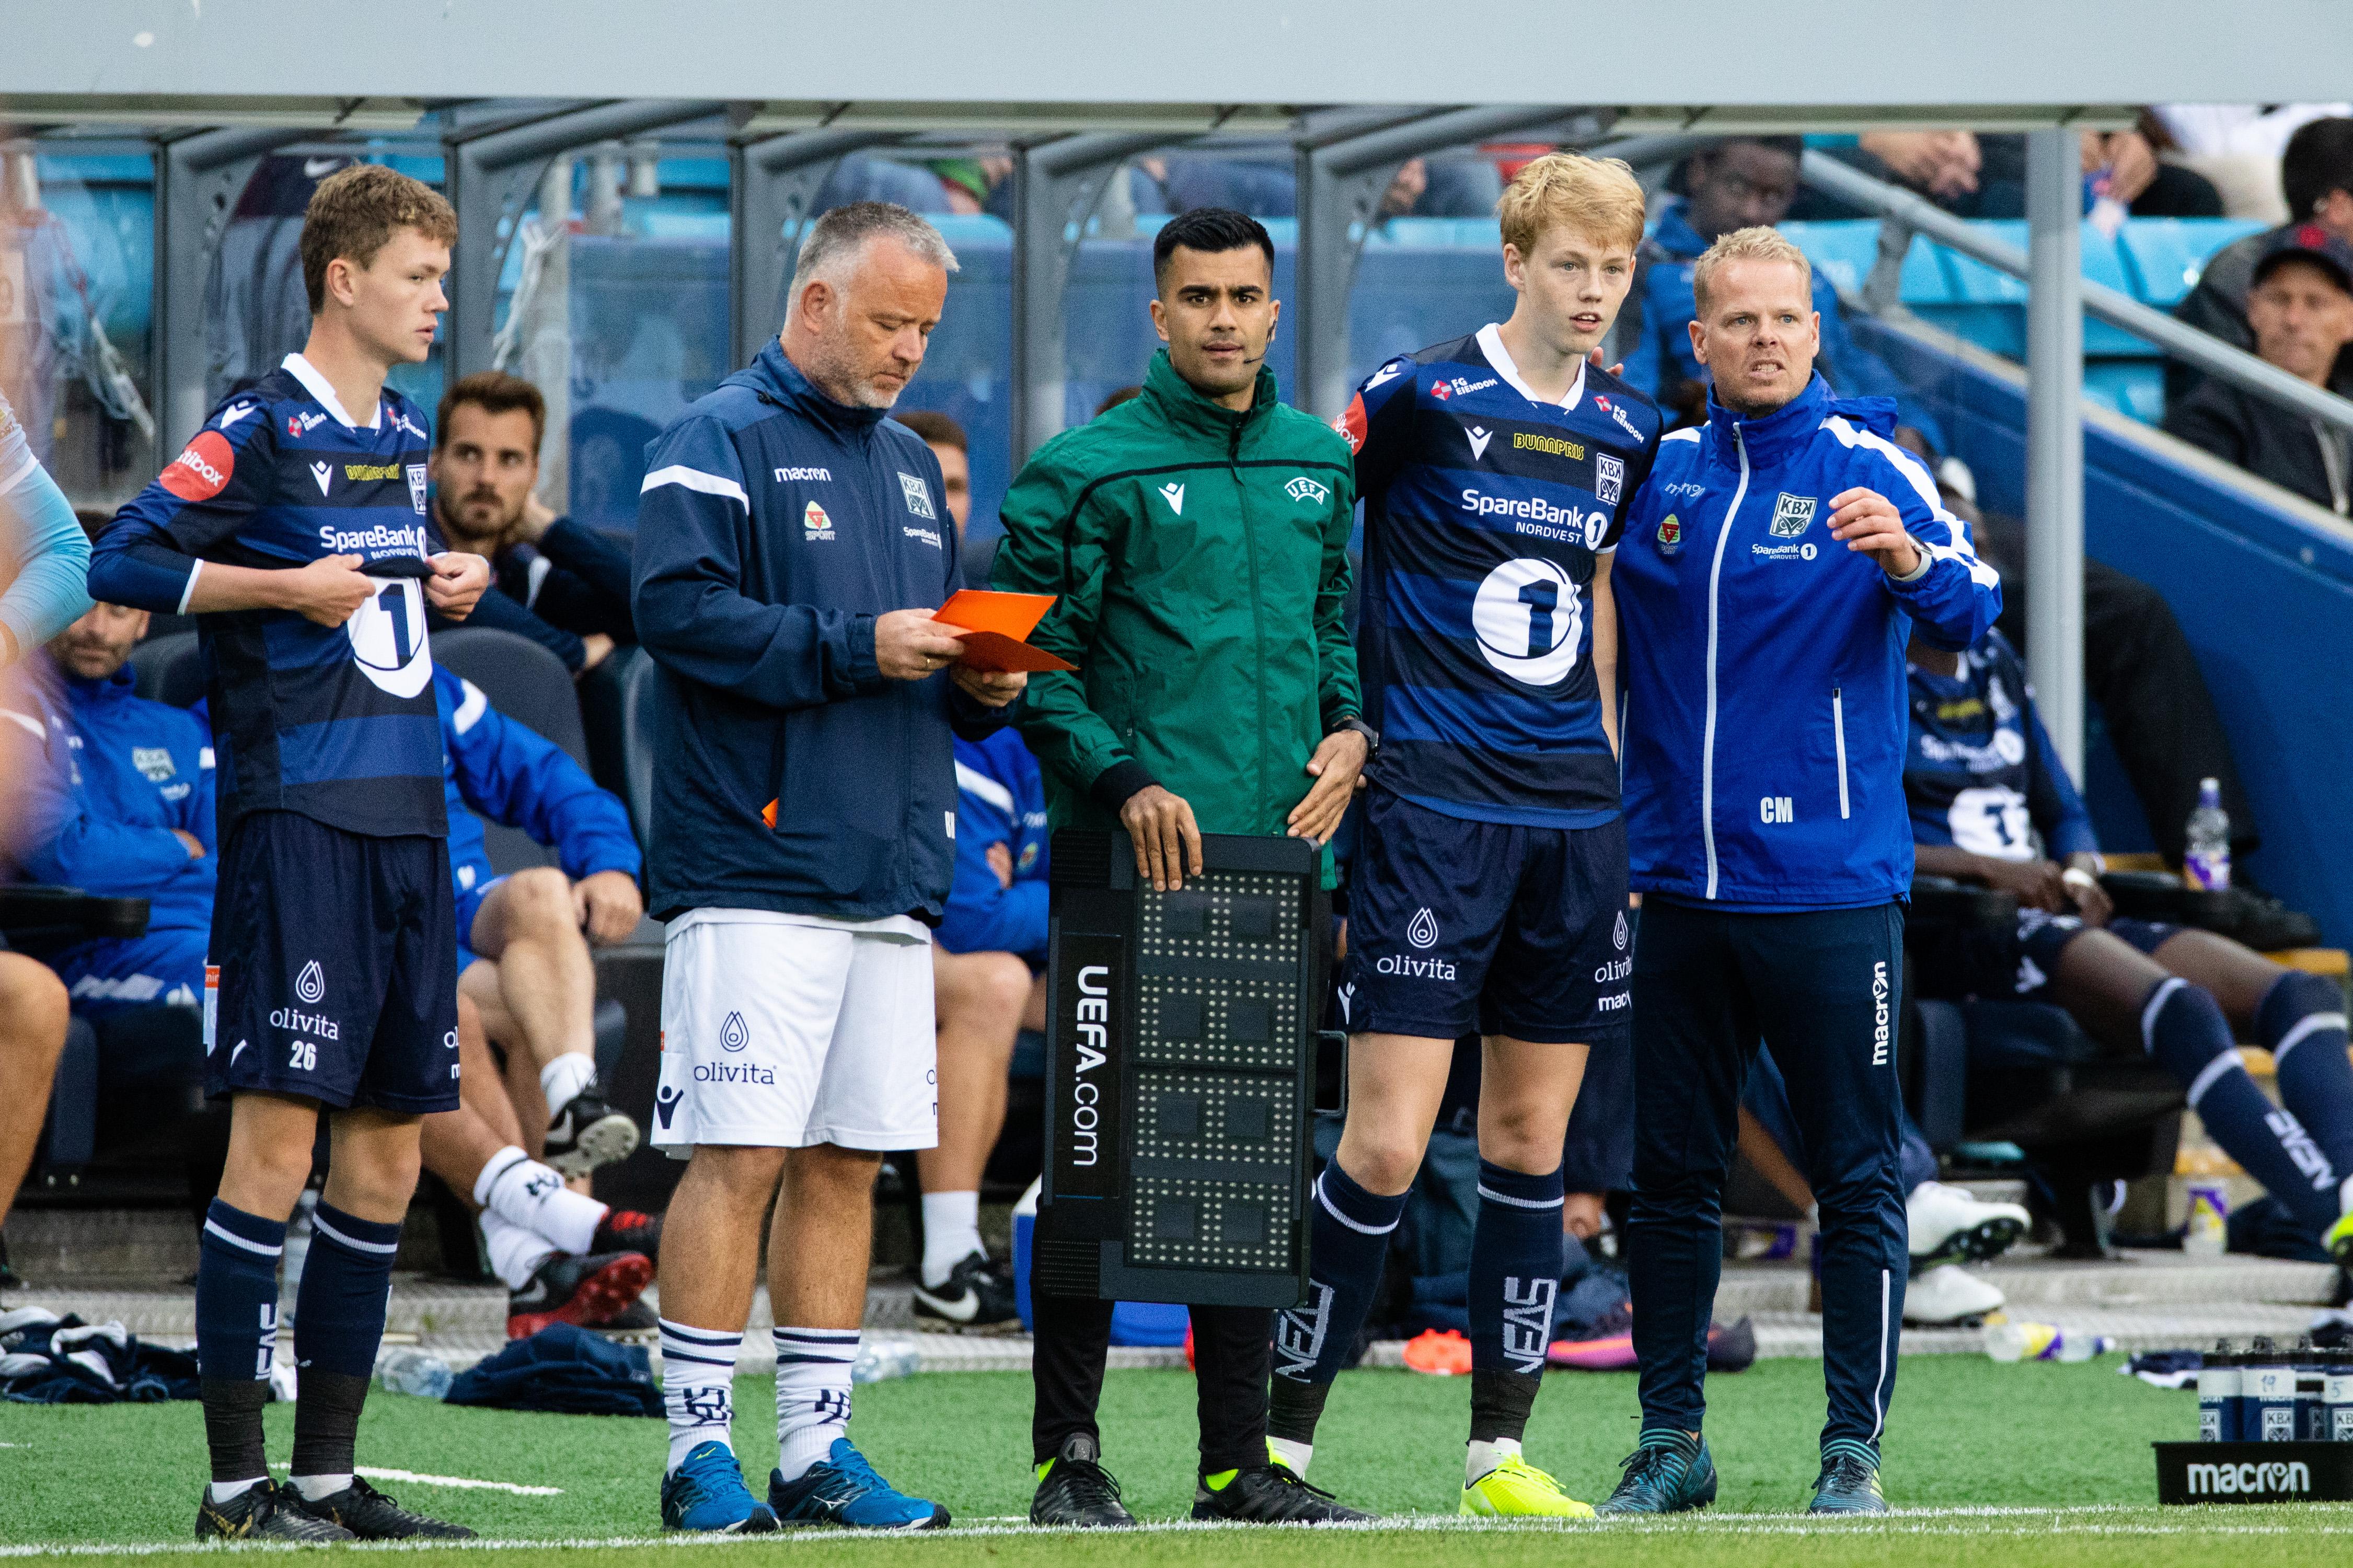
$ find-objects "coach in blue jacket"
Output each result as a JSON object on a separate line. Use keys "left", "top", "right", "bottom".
{"left": 1602, "top": 228, "right": 2000, "bottom": 1517}
{"left": 629, "top": 201, "right": 1022, "bottom": 1533}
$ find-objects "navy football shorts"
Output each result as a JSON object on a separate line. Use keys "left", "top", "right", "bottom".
{"left": 2004, "top": 909, "right": 2177, "bottom": 996}
{"left": 205, "top": 810, "right": 461, "bottom": 1113}
{"left": 1342, "top": 789, "right": 1631, "bottom": 1044}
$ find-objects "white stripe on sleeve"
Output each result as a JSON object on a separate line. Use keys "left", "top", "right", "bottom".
{"left": 954, "top": 761, "right": 1016, "bottom": 814}
{"left": 641, "top": 464, "right": 749, "bottom": 508}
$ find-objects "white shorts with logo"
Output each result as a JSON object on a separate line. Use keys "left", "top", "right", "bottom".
{"left": 654, "top": 909, "right": 938, "bottom": 1156}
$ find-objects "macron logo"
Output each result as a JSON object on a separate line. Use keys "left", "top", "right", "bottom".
{"left": 1158, "top": 482, "right": 1185, "bottom": 516}
{"left": 309, "top": 461, "right": 333, "bottom": 496}
{"left": 1467, "top": 426, "right": 1493, "bottom": 462}
{"left": 218, "top": 403, "right": 257, "bottom": 429}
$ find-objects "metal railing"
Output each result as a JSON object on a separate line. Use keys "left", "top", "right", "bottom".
{"left": 1798, "top": 149, "right": 2353, "bottom": 439}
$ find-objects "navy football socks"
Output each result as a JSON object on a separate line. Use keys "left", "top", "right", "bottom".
{"left": 290, "top": 1203, "right": 401, "bottom": 1488}
{"left": 1267, "top": 1162, "right": 1407, "bottom": 1451}
{"left": 2147, "top": 979, "right": 2340, "bottom": 1234}
{"left": 196, "top": 1200, "right": 286, "bottom": 1488}
{"left": 1468, "top": 1161, "right": 1562, "bottom": 1447}
{"left": 2258, "top": 970, "right": 2353, "bottom": 1214}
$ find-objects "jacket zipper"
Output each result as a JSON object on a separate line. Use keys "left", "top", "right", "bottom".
{"left": 1232, "top": 418, "right": 1270, "bottom": 829}
{"left": 1702, "top": 425, "right": 1751, "bottom": 900}
{"left": 1832, "top": 687, "right": 1851, "bottom": 820}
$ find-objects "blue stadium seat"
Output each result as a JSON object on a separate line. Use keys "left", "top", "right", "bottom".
{"left": 1779, "top": 220, "right": 1882, "bottom": 299}
{"left": 130, "top": 630, "right": 201, "bottom": 707}
{"left": 432, "top": 625, "right": 590, "bottom": 877}
{"left": 2117, "top": 218, "right": 2268, "bottom": 306}
{"left": 2084, "top": 361, "right": 2167, "bottom": 424}
{"left": 2078, "top": 223, "right": 2153, "bottom": 358}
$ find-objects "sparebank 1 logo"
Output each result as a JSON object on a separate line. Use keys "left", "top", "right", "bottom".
{"left": 1471, "top": 558, "right": 1583, "bottom": 686}
{"left": 348, "top": 574, "right": 434, "bottom": 698}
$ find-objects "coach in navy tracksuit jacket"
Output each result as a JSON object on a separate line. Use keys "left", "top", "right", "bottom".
{"left": 1608, "top": 233, "right": 1999, "bottom": 1508}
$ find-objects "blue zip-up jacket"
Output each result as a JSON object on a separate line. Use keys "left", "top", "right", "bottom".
{"left": 631, "top": 340, "right": 1016, "bottom": 923}
{"left": 942, "top": 729, "right": 1049, "bottom": 959}
{"left": 1, "top": 655, "right": 215, "bottom": 931}
{"left": 1614, "top": 376, "right": 2001, "bottom": 909}
{"left": 1624, "top": 202, "right": 1947, "bottom": 456}
{"left": 433, "top": 665, "right": 640, "bottom": 903}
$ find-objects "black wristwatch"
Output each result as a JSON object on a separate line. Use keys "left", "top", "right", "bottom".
{"left": 1332, "top": 716, "right": 1379, "bottom": 762}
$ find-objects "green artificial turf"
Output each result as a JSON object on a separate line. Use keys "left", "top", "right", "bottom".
{"left": 4, "top": 1355, "right": 2350, "bottom": 1564}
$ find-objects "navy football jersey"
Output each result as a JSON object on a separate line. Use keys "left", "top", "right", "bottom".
{"left": 92, "top": 354, "right": 447, "bottom": 840}
{"left": 1342, "top": 324, "right": 1661, "bottom": 827}
{"left": 1905, "top": 630, "right": 2097, "bottom": 863}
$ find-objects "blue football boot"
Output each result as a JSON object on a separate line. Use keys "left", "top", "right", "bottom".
{"left": 1596, "top": 1431, "right": 1718, "bottom": 1515}
{"left": 661, "top": 1442, "right": 779, "bottom": 1534}
{"left": 1807, "top": 1442, "right": 1888, "bottom": 1514}
{"left": 770, "top": 1437, "right": 949, "bottom": 1530}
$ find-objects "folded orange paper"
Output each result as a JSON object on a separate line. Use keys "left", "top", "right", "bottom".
{"left": 934, "top": 589, "right": 1077, "bottom": 673}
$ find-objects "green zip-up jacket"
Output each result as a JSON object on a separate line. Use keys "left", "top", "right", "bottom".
{"left": 990, "top": 350, "right": 1360, "bottom": 860}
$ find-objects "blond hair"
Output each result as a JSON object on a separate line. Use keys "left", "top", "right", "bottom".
{"left": 301, "top": 164, "right": 457, "bottom": 315}
{"left": 1691, "top": 226, "right": 1813, "bottom": 317}
{"left": 1496, "top": 152, "right": 1646, "bottom": 257}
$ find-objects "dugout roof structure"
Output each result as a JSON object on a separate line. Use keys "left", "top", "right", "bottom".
{"left": 11, "top": 0, "right": 2353, "bottom": 771}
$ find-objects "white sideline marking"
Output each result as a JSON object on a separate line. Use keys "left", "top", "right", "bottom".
{"left": 265, "top": 1462, "right": 562, "bottom": 1496}
{"left": 10, "top": 1506, "right": 2353, "bottom": 1554}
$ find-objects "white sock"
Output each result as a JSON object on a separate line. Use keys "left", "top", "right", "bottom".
{"left": 660, "top": 1318, "right": 743, "bottom": 1473}
{"left": 919, "top": 1191, "right": 983, "bottom": 1287}
{"left": 540, "top": 1052, "right": 597, "bottom": 1112}
{"left": 290, "top": 1473, "right": 353, "bottom": 1502}
{"left": 774, "top": 1327, "right": 859, "bottom": 1481}
{"left": 481, "top": 1209, "right": 560, "bottom": 1291}
{"left": 475, "top": 1145, "right": 608, "bottom": 1257}
{"left": 1268, "top": 1435, "right": 1313, "bottom": 1477}
{"left": 1467, "top": 1436, "right": 1521, "bottom": 1488}
{"left": 209, "top": 1478, "right": 264, "bottom": 1504}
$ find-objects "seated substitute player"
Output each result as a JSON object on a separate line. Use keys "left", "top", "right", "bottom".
{"left": 424, "top": 991, "right": 662, "bottom": 1338}
{"left": 1904, "top": 629, "right": 2353, "bottom": 1261}
{"left": 19, "top": 597, "right": 215, "bottom": 1017}
{"left": 910, "top": 725, "right": 1049, "bottom": 1329}
{"left": 436, "top": 669, "right": 645, "bottom": 1179}
{"left": 993, "top": 206, "right": 1369, "bottom": 1529}
{"left": 88, "top": 164, "right": 490, "bottom": 1543}
{"left": 415, "top": 661, "right": 662, "bottom": 1329}
{"left": 1266, "top": 152, "right": 1660, "bottom": 1519}
{"left": 1607, "top": 227, "right": 2001, "bottom": 1516}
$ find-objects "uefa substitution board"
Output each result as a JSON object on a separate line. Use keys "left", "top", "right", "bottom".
{"left": 1034, "top": 830, "right": 1323, "bottom": 1309}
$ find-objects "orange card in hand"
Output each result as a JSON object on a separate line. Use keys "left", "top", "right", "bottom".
{"left": 934, "top": 589, "right": 1077, "bottom": 673}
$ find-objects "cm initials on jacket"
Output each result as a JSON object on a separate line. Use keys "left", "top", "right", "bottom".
{"left": 1612, "top": 375, "right": 2002, "bottom": 911}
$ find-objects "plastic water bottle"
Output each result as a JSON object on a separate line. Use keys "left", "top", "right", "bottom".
{"left": 1984, "top": 1320, "right": 2115, "bottom": 1362}
{"left": 2183, "top": 1180, "right": 2229, "bottom": 1258}
{"left": 2324, "top": 1348, "right": 2353, "bottom": 1442}
{"left": 2244, "top": 1337, "right": 2298, "bottom": 1441}
{"left": 851, "top": 1337, "right": 921, "bottom": 1385}
{"left": 376, "top": 1347, "right": 453, "bottom": 1400}
{"left": 2185, "top": 778, "right": 2231, "bottom": 891}
{"left": 2200, "top": 1341, "right": 2241, "bottom": 1442}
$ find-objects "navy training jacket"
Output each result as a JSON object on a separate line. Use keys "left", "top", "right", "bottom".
{"left": 631, "top": 340, "right": 1014, "bottom": 923}
{"left": 1613, "top": 376, "right": 2002, "bottom": 909}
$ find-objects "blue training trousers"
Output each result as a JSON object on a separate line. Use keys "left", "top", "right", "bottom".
{"left": 1628, "top": 898, "right": 1909, "bottom": 1452}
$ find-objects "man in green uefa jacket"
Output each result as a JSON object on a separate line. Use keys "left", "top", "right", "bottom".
{"left": 992, "top": 206, "right": 1372, "bottom": 1528}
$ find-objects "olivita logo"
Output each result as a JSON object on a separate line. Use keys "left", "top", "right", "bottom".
{"left": 1406, "top": 908, "right": 1440, "bottom": 951}
{"left": 295, "top": 960, "right": 325, "bottom": 1006}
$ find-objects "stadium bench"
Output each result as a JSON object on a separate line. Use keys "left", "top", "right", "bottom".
{"left": 431, "top": 625, "right": 591, "bottom": 877}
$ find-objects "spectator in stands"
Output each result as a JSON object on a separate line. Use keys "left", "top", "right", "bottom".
{"left": 2150, "top": 104, "right": 2351, "bottom": 222}
{"left": 429, "top": 663, "right": 647, "bottom": 1179}
{"left": 21, "top": 597, "right": 212, "bottom": 1016}
{"left": 1622, "top": 136, "right": 1947, "bottom": 453}
{"left": 2171, "top": 117, "right": 2353, "bottom": 404}
{"left": 931, "top": 155, "right": 1014, "bottom": 216}
{"left": 1804, "top": 127, "right": 2220, "bottom": 223}
{"left": 2163, "top": 226, "right": 2353, "bottom": 516}
{"left": 1905, "top": 629, "right": 2353, "bottom": 1264}
{"left": 428, "top": 372, "right": 637, "bottom": 674}
{"left": 419, "top": 990, "right": 662, "bottom": 1338}
{"left": 1735, "top": 1054, "right": 2030, "bottom": 1326}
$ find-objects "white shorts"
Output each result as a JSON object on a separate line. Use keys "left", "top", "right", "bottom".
{"left": 654, "top": 909, "right": 938, "bottom": 1155}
